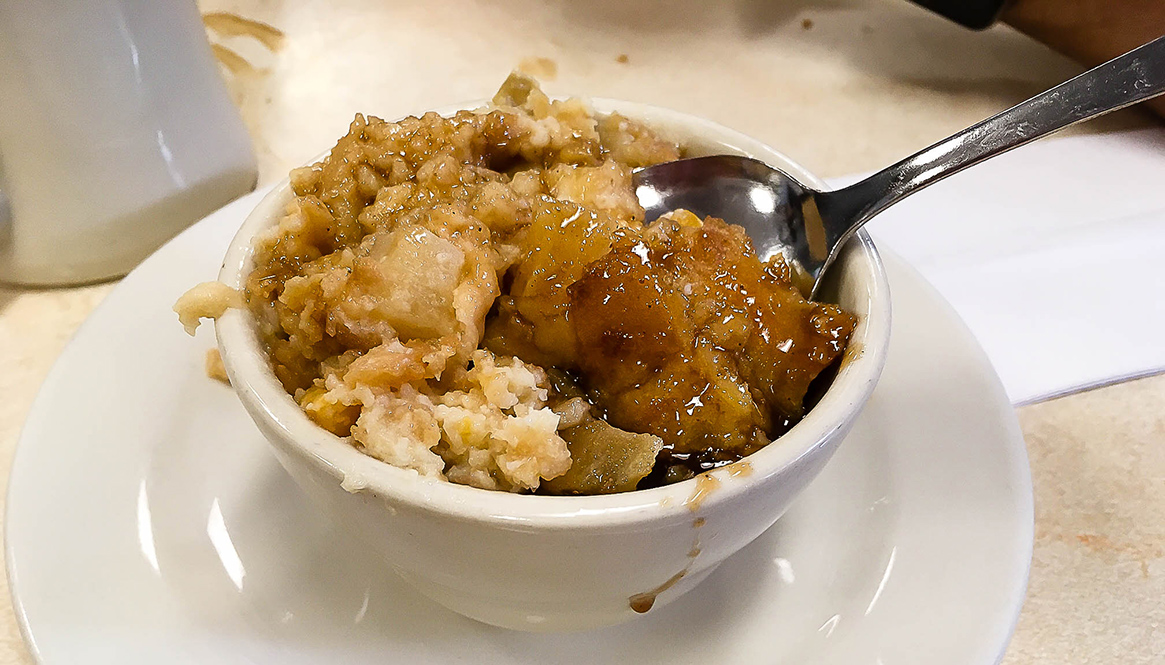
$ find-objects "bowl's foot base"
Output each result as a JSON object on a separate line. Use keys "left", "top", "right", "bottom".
{"left": 395, "top": 562, "right": 723, "bottom": 633}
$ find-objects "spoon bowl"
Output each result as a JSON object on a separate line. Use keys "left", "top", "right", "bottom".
{"left": 633, "top": 154, "right": 824, "bottom": 294}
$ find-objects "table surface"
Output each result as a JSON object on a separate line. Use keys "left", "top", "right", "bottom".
{"left": 2, "top": 1, "right": 1162, "bottom": 662}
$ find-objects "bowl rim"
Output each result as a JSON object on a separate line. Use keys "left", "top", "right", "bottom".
{"left": 215, "top": 97, "right": 892, "bottom": 530}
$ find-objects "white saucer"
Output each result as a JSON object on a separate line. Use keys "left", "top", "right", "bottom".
{"left": 6, "top": 189, "right": 1032, "bottom": 664}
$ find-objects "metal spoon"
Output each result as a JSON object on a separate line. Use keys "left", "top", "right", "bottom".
{"left": 634, "top": 36, "right": 1165, "bottom": 298}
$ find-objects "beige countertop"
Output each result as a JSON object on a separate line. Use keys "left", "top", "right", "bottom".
{"left": 1, "top": 0, "right": 1161, "bottom": 661}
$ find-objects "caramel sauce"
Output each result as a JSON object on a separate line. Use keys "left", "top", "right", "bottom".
{"left": 209, "top": 44, "right": 255, "bottom": 76}
{"left": 202, "top": 12, "right": 285, "bottom": 50}
{"left": 726, "top": 460, "right": 754, "bottom": 478}
{"left": 685, "top": 472, "right": 721, "bottom": 513}
{"left": 564, "top": 217, "right": 856, "bottom": 478}
{"left": 203, "top": 12, "right": 284, "bottom": 78}
{"left": 630, "top": 517, "right": 705, "bottom": 613}
{"left": 629, "top": 569, "right": 687, "bottom": 613}
{"left": 841, "top": 340, "right": 864, "bottom": 369}
{"left": 629, "top": 596, "right": 654, "bottom": 613}
{"left": 801, "top": 196, "right": 828, "bottom": 261}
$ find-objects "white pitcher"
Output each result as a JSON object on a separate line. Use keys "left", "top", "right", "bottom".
{"left": 0, "top": 0, "right": 257, "bottom": 286}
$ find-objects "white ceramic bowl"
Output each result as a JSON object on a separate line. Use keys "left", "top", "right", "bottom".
{"left": 215, "top": 99, "right": 892, "bottom": 632}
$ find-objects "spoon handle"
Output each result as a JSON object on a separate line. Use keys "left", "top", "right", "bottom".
{"left": 825, "top": 35, "right": 1165, "bottom": 235}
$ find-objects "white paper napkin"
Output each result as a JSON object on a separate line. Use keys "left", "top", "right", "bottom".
{"left": 828, "top": 128, "right": 1165, "bottom": 405}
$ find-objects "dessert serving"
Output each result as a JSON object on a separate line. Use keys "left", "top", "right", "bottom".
{"left": 177, "top": 74, "right": 856, "bottom": 496}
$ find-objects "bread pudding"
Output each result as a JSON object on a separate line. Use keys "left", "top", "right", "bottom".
{"left": 176, "top": 74, "right": 856, "bottom": 495}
